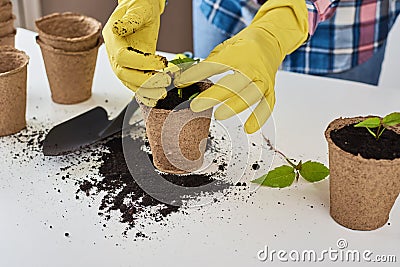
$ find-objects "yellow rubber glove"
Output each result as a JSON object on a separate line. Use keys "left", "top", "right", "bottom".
{"left": 175, "top": 0, "right": 309, "bottom": 134}
{"left": 103, "top": 0, "right": 171, "bottom": 105}
{"left": 136, "top": 54, "right": 196, "bottom": 106}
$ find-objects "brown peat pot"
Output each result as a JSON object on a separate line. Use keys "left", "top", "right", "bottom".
{"left": 137, "top": 81, "right": 213, "bottom": 174}
{"left": 0, "top": 29, "right": 15, "bottom": 46}
{"left": 0, "top": 1, "right": 12, "bottom": 22}
{"left": 325, "top": 117, "right": 400, "bottom": 230}
{"left": 0, "top": 15, "right": 15, "bottom": 36}
{"left": 0, "top": 1, "right": 14, "bottom": 46}
{"left": 35, "top": 12, "right": 101, "bottom": 52}
{"left": 0, "top": 46, "right": 29, "bottom": 136}
{"left": 36, "top": 37, "right": 102, "bottom": 104}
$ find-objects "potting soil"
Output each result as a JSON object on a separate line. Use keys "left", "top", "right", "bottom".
{"left": 330, "top": 124, "right": 400, "bottom": 160}
{"left": 77, "top": 135, "right": 230, "bottom": 233}
{"left": 156, "top": 82, "right": 204, "bottom": 110}
{"left": 4, "top": 122, "right": 256, "bottom": 240}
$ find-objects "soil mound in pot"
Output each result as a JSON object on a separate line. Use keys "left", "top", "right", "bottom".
{"left": 156, "top": 82, "right": 205, "bottom": 110}
{"left": 330, "top": 124, "right": 400, "bottom": 160}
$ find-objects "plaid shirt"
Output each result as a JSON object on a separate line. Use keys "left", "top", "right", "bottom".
{"left": 200, "top": 0, "right": 400, "bottom": 74}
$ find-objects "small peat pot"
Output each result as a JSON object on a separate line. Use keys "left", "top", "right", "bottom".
{"left": 0, "top": 15, "right": 15, "bottom": 36}
{"left": 35, "top": 12, "right": 101, "bottom": 52}
{"left": 0, "top": 46, "right": 29, "bottom": 136}
{"left": 138, "top": 81, "right": 213, "bottom": 174}
{"left": 36, "top": 37, "right": 101, "bottom": 104}
{"left": 325, "top": 117, "right": 400, "bottom": 230}
{"left": 0, "top": 29, "right": 15, "bottom": 46}
{"left": 0, "top": 1, "right": 12, "bottom": 22}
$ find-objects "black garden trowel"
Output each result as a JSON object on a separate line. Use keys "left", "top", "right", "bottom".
{"left": 42, "top": 101, "right": 140, "bottom": 156}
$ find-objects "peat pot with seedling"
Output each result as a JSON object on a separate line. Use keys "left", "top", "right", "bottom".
{"left": 137, "top": 58, "right": 213, "bottom": 174}
{"left": 325, "top": 113, "right": 400, "bottom": 230}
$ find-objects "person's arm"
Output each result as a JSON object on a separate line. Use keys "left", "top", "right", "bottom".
{"left": 255, "top": 0, "right": 340, "bottom": 35}
{"left": 102, "top": 0, "right": 171, "bottom": 105}
{"left": 175, "top": 0, "right": 311, "bottom": 134}
{"left": 305, "top": 0, "right": 340, "bottom": 35}
{"left": 173, "top": 0, "right": 342, "bottom": 134}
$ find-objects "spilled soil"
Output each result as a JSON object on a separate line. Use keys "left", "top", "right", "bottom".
{"left": 3, "top": 122, "right": 252, "bottom": 240}
{"left": 74, "top": 131, "right": 232, "bottom": 236}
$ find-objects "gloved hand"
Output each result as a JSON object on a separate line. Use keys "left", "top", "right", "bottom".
{"left": 175, "top": 0, "right": 309, "bottom": 134}
{"left": 136, "top": 53, "right": 196, "bottom": 106}
{"left": 102, "top": 0, "right": 171, "bottom": 105}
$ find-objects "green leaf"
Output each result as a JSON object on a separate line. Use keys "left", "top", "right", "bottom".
{"left": 299, "top": 161, "right": 330, "bottom": 182}
{"left": 382, "top": 112, "right": 400, "bottom": 127}
{"left": 354, "top": 117, "right": 381, "bottom": 128}
{"left": 251, "top": 165, "right": 295, "bottom": 188}
{"left": 169, "top": 57, "right": 198, "bottom": 65}
{"left": 169, "top": 57, "right": 199, "bottom": 71}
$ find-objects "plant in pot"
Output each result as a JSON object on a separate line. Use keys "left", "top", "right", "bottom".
{"left": 325, "top": 112, "right": 400, "bottom": 230}
{"left": 137, "top": 57, "right": 213, "bottom": 175}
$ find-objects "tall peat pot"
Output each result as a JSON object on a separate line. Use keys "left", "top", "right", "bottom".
{"left": 325, "top": 117, "right": 400, "bottom": 230}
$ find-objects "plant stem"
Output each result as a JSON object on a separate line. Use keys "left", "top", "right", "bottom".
{"left": 376, "top": 124, "right": 382, "bottom": 140}
{"left": 377, "top": 127, "right": 385, "bottom": 140}
{"left": 262, "top": 134, "right": 297, "bottom": 168}
{"left": 366, "top": 127, "right": 377, "bottom": 139}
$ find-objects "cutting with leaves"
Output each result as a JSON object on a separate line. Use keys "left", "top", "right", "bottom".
{"left": 251, "top": 135, "right": 330, "bottom": 188}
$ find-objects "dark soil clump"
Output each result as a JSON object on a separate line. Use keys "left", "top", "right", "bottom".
{"left": 79, "top": 180, "right": 93, "bottom": 196}
{"left": 330, "top": 124, "right": 400, "bottom": 160}
{"left": 155, "top": 82, "right": 208, "bottom": 110}
{"left": 252, "top": 163, "right": 260, "bottom": 170}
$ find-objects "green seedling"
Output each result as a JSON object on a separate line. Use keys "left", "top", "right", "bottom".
{"left": 354, "top": 112, "right": 400, "bottom": 140}
{"left": 169, "top": 57, "right": 200, "bottom": 71}
{"left": 251, "top": 135, "right": 329, "bottom": 188}
{"left": 169, "top": 57, "right": 200, "bottom": 99}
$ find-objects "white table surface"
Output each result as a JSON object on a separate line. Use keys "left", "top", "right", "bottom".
{"left": 0, "top": 28, "right": 399, "bottom": 267}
